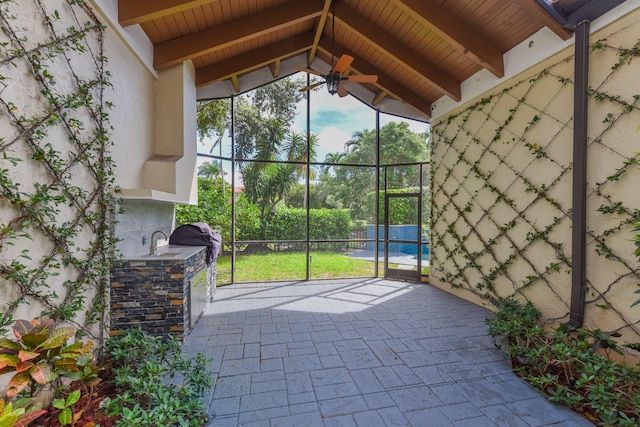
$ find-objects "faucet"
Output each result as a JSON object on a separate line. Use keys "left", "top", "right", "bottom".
{"left": 150, "top": 230, "right": 168, "bottom": 255}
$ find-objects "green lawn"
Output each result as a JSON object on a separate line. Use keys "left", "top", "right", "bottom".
{"left": 215, "top": 251, "right": 428, "bottom": 284}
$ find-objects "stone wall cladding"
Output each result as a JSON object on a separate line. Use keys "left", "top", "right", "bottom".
{"left": 110, "top": 247, "right": 207, "bottom": 341}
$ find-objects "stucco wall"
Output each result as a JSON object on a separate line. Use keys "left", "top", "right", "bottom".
{"left": 430, "top": 9, "right": 640, "bottom": 352}
{"left": 105, "top": 25, "right": 156, "bottom": 193}
{"left": 0, "top": 0, "right": 198, "bottom": 347}
{"left": 0, "top": 0, "right": 115, "bottom": 334}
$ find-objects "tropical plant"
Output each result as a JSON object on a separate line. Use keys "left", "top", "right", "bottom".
{"left": 197, "top": 161, "right": 223, "bottom": 181}
{"left": 0, "top": 397, "right": 46, "bottom": 427}
{"left": 283, "top": 130, "right": 319, "bottom": 209}
{"left": 0, "top": 319, "right": 97, "bottom": 399}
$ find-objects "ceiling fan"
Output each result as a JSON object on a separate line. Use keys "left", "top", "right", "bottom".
{"left": 293, "top": 54, "right": 377, "bottom": 97}
{"left": 293, "top": 1, "right": 377, "bottom": 97}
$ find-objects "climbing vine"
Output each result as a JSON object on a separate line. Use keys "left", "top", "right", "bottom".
{"left": 0, "top": 0, "right": 117, "bottom": 340}
{"left": 431, "top": 21, "right": 640, "bottom": 346}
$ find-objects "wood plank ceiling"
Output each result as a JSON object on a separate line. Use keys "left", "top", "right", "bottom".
{"left": 118, "top": 0, "right": 570, "bottom": 120}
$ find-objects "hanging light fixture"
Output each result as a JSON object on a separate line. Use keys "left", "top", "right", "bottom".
{"left": 325, "top": 72, "right": 340, "bottom": 95}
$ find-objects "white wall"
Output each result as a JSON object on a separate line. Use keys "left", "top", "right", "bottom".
{"left": 90, "top": 0, "right": 199, "bottom": 256}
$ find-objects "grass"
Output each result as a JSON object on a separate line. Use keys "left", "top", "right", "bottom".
{"left": 216, "top": 251, "right": 382, "bottom": 283}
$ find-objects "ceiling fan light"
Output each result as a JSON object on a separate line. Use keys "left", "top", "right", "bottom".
{"left": 326, "top": 73, "right": 340, "bottom": 95}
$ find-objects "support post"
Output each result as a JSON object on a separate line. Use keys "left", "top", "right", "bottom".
{"left": 569, "top": 19, "right": 590, "bottom": 328}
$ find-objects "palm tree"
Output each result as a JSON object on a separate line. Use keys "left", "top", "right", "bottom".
{"left": 322, "top": 152, "right": 345, "bottom": 178}
{"left": 282, "top": 130, "right": 318, "bottom": 209}
{"left": 208, "top": 135, "right": 227, "bottom": 198}
{"left": 198, "top": 161, "right": 221, "bottom": 181}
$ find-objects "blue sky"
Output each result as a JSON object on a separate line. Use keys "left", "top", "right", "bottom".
{"left": 294, "top": 86, "right": 377, "bottom": 161}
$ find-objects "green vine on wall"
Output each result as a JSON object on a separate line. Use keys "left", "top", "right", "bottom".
{"left": 0, "top": 0, "right": 117, "bottom": 340}
{"left": 431, "top": 33, "right": 640, "bottom": 340}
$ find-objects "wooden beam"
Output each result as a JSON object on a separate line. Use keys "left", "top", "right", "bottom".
{"left": 318, "top": 41, "right": 431, "bottom": 117}
{"left": 390, "top": 0, "right": 504, "bottom": 77}
{"left": 118, "top": 0, "right": 218, "bottom": 27}
{"left": 335, "top": 5, "right": 461, "bottom": 101}
{"left": 515, "top": 0, "right": 572, "bottom": 40}
{"left": 154, "top": 1, "right": 322, "bottom": 69}
{"left": 372, "top": 90, "right": 388, "bottom": 106}
{"left": 308, "top": 0, "right": 333, "bottom": 65}
{"left": 231, "top": 75, "right": 240, "bottom": 93}
{"left": 196, "top": 33, "right": 313, "bottom": 87}
{"left": 269, "top": 59, "right": 281, "bottom": 78}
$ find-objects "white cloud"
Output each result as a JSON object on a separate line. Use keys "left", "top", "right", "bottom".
{"left": 316, "top": 126, "right": 351, "bottom": 155}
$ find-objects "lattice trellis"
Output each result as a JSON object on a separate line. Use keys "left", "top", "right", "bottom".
{"left": 431, "top": 18, "right": 640, "bottom": 344}
{"left": 0, "top": 0, "right": 116, "bottom": 339}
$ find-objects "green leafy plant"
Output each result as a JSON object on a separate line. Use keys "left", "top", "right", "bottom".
{"left": 485, "top": 296, "right": 544, "bottom": 353}
{"left": 100, "top": 329, "right": 212, "bottom": 427}
{"left": 0, "top": 397, "right": 46, "bottom": 427}
{"left": 0, "top": 319, "right": 97, "bottom": 398}
{"left": 486, "top": 298, "right": 640, "bottom": 426}
{"left": 52, "top": 389, "right": 81, "bottom": 426}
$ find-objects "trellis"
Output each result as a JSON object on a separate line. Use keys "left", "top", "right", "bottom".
{"left": 431, "top": 19, "right": 640, "bottom": 345}
{"left": 0, "top": 0, "right": 116, "bottom": 340}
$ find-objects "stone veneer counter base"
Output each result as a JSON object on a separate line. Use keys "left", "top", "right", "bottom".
{"left": 110, "top": 245, "right": 207, "bottom": 341}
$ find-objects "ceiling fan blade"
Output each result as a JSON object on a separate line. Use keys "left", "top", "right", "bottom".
{"left": 333, "top": 54, "right": 354, "bottom": 73}
{"left": 337, "top": 83, "right": 349, "bottom": 98}
{"left": 292, "top": 65, "right": 325, "bottom": 77}
{"left": 345, "top": 74, "right": 378, "bottom": 83}
{"left": 299, "top": 81, "right": 325, "bottom": 92}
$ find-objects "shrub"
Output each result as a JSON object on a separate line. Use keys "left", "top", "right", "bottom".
{"left": 100, "top": 329, "right": 212, "bottom": 427}
{"left": 262, "top": 208, "right": 352, "bottom": 242}
{"left": 486, "top": 298, "right": 640, "bottom": 426}
{"left": 365, "top": 188, "right": 421, "bottom": 224}
{"left": 176, "top": 178, "right": 231, "bottom": 243}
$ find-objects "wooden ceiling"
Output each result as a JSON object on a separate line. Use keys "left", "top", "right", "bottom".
{"left": 117, "top": 0, "right": 570, "bottom": 119}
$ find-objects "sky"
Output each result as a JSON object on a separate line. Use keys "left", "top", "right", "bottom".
{"left": 196, "top": 72, "right": 430, "bottom": 184}
{"left": 293, "top": 87, "right": 377, "bottom": 161}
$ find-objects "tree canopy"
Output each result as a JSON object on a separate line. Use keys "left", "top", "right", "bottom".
{"left": 311, "top": 121, "right": 429, "bottom": 220}
{"left": 187, "top": 77, "right": 430, "bottom": 242}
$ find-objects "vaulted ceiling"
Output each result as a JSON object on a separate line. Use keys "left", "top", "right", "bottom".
{"left": 117, "top": 0, "right": 571, "bottom": 120}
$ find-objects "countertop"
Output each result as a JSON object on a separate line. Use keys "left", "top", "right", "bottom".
{"left": 123, "top": 244, "right": 206, "bottom": 261}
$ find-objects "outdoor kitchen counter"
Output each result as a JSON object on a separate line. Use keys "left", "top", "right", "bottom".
{"left": 123, "top": 244, "right": 205, "bottom": 261}
{"left": 110, "top": 245, "right": 208, "bottom": 341}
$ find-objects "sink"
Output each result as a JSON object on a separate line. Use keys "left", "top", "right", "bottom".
{"left": 149, "top": 251, "right": 181, "bottom": 257}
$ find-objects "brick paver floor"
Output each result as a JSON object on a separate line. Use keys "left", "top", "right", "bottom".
{"left": 183, "top": 278, "right": 594, "bottom": 426}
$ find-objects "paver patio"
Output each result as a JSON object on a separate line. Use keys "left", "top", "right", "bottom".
{"left": 183, "top": 278, "right": 594, "bottom": 426}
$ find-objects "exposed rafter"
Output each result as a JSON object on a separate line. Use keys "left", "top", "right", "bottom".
{"left": 389, "top": 0, "right": 504, "bottom": 77}
{"left": 372, "top": 90, "right": 388, "bottom": 106}
{"left": 118, "top": 0, "right": 219, "bottom": 27}
{"left": 231, "top": 75, "right": 240, "bottom": 93}
{"left": 119, "top": 0, "right": 583, "bottom": 121}
{"left": 334, "top": 5, "right": 461, "bottom": 101}
{"left": 308, "top": 0, "right": 333, "bottom": 66}
{"left": 196, "top": 33, "right": 313, "bottom": 87}
{"left": 269, "top": 59, "right": 281, "bottom": 78}
{"left": 154, "top": 1, "right": 322, "bottom": 69}
{"left": 317, "top": 42, "right": 432, "bottom": 117}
